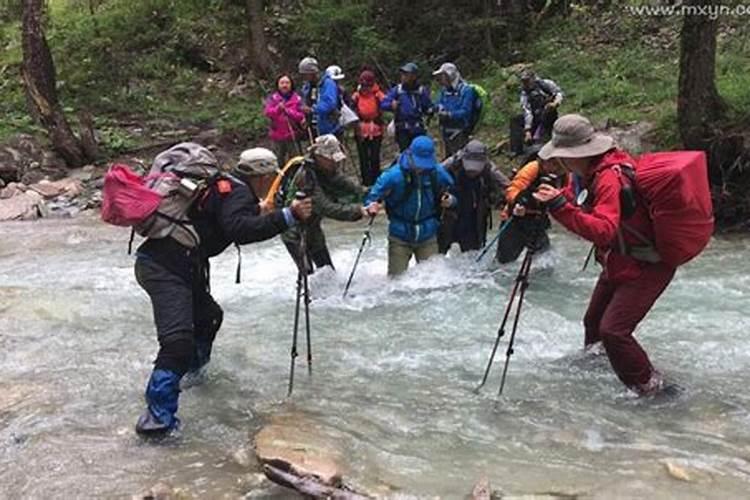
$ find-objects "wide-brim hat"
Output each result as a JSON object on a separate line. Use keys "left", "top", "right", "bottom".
{"left": 311, "top": 134, "right": 347, "bottom": 163}
{"left": 538, "top": 114, "right": 616, "bottom": 160}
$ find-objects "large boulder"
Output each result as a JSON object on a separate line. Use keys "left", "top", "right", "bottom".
{"left": 0, "top": 190, "right": 46, "bottom": 221}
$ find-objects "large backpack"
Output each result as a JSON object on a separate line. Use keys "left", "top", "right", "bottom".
{"left": 629, "top": 151, "right": 713, "bottom": 267}
{"left": 101, "top": 142, "right": 220, "bottom": 251}
{"left": 467, "top": 83, "right": 488, "bottom": 133}
{"left": 263, "top": 156, "right": 307, "bottom": 210}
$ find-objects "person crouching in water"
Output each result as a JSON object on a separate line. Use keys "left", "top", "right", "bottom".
{"left": 365, "top": 135, "right": 456, "bottom": 276}
{"left": 134, "top": 143, "right": 312, "bottom": 436}
{"left": 533, "top": 114, "right": 673, "bottom": 396}
{"left": 495, "top": 154, "right": 563, "bottom": 263}
{"left": 438, "top": 139, "right": 509, "bottom": 254}
{"left": 282, "top": 134, "right": 368, "bottom": 273}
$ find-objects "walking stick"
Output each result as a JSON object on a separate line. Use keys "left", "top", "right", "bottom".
{"left": 581, "top": 244, "right": 595, "bottom": 272}
{"left": 287, "top": 192, "right": 313, "bottom": 396}
{"left": 342, "top": 215, "right": 375, "bottom": 298}
{"left": 475, "top": 216, "right": 514, "bottom": 263}
{"left": 475, "top": 247, "right": 534, "bottom": 394}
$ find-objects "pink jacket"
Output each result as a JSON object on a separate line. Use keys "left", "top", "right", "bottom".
{"left": 264, "top": 91, "right": 305, "bottom": 142}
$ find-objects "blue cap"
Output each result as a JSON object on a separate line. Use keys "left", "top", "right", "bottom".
{"left": 399, "top": 62, "right": 419, "bottom": 74}
{"left": 408, "top": 135, "right": 436, "bottom": 170}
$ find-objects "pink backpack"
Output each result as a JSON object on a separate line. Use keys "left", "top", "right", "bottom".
{"left": 101, "top": 164, "right": 163, "bottom": 226}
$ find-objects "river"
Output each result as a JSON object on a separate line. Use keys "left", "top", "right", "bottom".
{"left": 1, "top": 214, "right": 749, "bottom": 498}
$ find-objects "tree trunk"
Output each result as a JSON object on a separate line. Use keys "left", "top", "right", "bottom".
{"left": 677, "top": 0, "right": 726, "bottom": 150}
{"left": 245, "top": 0, "right": 274, "bottom": 80}
{"left": 21, "top": 0, "right": 92, "bottom": 167}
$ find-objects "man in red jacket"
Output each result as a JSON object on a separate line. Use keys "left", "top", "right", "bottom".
{"left": 533, "top": 114, "right": 674, "bottom": 396}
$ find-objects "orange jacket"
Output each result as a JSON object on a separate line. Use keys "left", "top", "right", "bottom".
{"left": 501, "top": 160, "right": 540, "bottom": 219}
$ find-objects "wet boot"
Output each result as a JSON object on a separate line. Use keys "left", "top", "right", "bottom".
{"left": 135, "top": 369, "right": 181, "bottom": 436}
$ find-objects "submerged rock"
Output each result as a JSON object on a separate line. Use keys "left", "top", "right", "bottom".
{"left": 253, "top": 412, "right": 372, "bottom": 498}
{"left": 133, "top": 482, "right": 192, "bottom": 500}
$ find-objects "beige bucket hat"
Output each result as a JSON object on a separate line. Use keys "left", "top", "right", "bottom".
{"left": 538, "top": 114, "right": 616, "bottom": 160}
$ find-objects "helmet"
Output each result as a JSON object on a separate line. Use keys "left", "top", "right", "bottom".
{"left": 298, "top": 56, "right": 320, "bottom": 75}
{"left": 234, "top": 148, "right": 278, "bottom": 177}
{"left": 325, "top": 65, "right": 345, "bottom": 81}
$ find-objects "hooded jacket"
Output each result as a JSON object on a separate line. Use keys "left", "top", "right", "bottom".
{"left": 550, "top": 149, "right": 655, "bottom": 282}
{"left": 301, "top": 73, "right": 341, "bottom": 136}
{"left": 366, "top": 152, "right": 455, "bottom": 243}
{"left": 436, "top": 65, "right": 477, "bottom": 133}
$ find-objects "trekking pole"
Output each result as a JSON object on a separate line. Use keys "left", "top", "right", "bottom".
{"left": 300, "top": 225, "right": 313, "bottom": 377}
{"left": 474, "top": 246, "right": 534, "bottom": 393}
{"left": 581, "top": 244, "right": 595, "bottom": 272}
{"left": 342, "top": 215, "right": 376, "bottom": 298}
{"left": 287, "top": 191, "right": 313, "bottom": 395}
{"left": 498, "top": 248, "right": 534, "bottom": 396}
{"left": 283, "top": 112, "right": 305, "bottom": 157}
{"left": 475, "top": 216, "right": 514, "bottom": 263}
{"left": 287, "top": 271, "right": 302, "bottom": 397}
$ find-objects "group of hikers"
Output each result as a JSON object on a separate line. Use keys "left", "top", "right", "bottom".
{"left": 103, "top": 56, "right": 713, "bottom": 437}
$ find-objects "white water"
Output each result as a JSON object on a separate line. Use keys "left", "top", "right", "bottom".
{"left": 1, "top": 214, "right": 749, "bottom": 498}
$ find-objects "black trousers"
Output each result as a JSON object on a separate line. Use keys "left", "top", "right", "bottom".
{"left": 396, "top": 129, "right": 424, "bottom": 152}
{"left": 135, "top": 257, "right": 223, "bottom": 375}
{"left": 495, "top": 217, "right": 550, "bottom": 264}
{"left": 356, "top": 136, "right": 382, "bottom": 186}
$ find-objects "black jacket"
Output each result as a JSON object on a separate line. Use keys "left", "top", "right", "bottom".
{"left": 137, "top": 176, "right": 290, "bottom": 280}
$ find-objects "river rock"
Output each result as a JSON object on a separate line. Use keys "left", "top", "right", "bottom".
{"left": 29, "top": 178, "right": 83, "bottom": 199}
{"left": 0, "top": 190, "right": 46, "bottom": 221}
{"left": 0, "top": 182, "right": 27, "bottom": 199}
{"left": 604, "top": 121, "right": 656, "bottom": 155}
{"left": 471, "top": 476, "right": 492, "bottom": 500}
{"left": 254, "top": 413, "right": 344, "bottom": 486}
{"left": 133, "top": 481, "right": 192, "bottom": 500}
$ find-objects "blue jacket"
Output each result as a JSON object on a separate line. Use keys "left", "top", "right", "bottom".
{"left": 380, "top": 83, "right": 434, "bottom": 134}
{"left": 302, "top": 74, "right": 341, "bottom": 136}
{"left": 366, "top": 153, "right": 455, "bottom": 243}
{"left": 436, "top": 81, "right": 476, "bottom": 132}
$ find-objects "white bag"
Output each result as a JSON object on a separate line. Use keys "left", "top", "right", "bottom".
{"left": 338, "top": 102, "right": 359, "bottom": 128}
{"left": 386, "top": 119, "right": 396, "bottom": 138}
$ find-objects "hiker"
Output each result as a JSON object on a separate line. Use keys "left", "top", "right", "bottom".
{"left": 352, "top": 69, "right": 386, "bottom": 187}
{"left": 433, "top": 62, "right": 478, "bottom": 156}
{"left": 299, "top": 56, "right": 341, "bottom": 138}
{"left": 133, "top": 143, "right": 312, "bottom": 436}
{"left": 511, "top": 70, "right": 564, "bottom": 155}
{"left": 263, "top": 74, "right": 306, "bottom": 167}
{"left": 533, "top": 114, "right": 673, "bottom": 396}
{"left": 365, "top": 135, "right": 456, "bottom": 276}
{"left": 495, "top": 155, "right": 562, "bottom": 263}
{"left": 281, "top": 134, "right": 368, "bottom": 273}
{"left": 326, "top": 64, "right": 354, "bottom": 109}
{"left": 381, "top": 62, "right": 434, "bottom": 152}
{"left": 438, "top": 140, "right": 509, "bottom": 254}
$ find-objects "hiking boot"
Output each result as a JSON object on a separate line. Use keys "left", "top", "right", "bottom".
{"left": 135, "top": 369, "right": 181, "bottom": 436}
{"left": 634, "top": 370, "right": 665, "bottom": 397}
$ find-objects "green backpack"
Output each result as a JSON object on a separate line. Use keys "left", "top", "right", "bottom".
{"left": 467, "top": 83, "right": 488, "bottom": 133}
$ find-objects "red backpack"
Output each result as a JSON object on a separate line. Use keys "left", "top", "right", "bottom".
{"left": 632, "top": 151, "right": 713, "bottom": 267}
{"left": 101, "top": 164, "right": 163, "bottom": 227}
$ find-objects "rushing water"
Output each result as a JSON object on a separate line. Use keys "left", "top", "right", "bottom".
{"left": 1, "top": 214, "right": 749, "bottom": 499}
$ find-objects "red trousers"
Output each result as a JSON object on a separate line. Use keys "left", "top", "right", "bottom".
{"left": 583, "top": 263, "right": 675, "bottom": 388}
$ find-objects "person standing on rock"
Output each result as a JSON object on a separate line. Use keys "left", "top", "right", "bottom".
{"left": 352, "top": 69, "right": 386, "bottom": 187}
{"left": 133, "top": 143, "right": 312, "bottom": 436}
